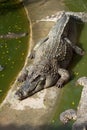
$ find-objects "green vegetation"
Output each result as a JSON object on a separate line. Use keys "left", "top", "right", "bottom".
{"left": 65, "top": 0, "right": 87, "bottom": 12}
{"left": 0, "top": 0, "right": 29, "bottom": 102}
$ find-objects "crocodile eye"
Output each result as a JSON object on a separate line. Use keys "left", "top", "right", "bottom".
{"left": 38, "top": 76, "right": 46, "bottom": 85}
{"left": 32, "top": 75, "right": 41, "bottom": 82}
{"left": 40, "top": 76, "right": 46, "bottom": 81}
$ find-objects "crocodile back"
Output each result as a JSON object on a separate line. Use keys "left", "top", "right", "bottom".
{"left": 34, "top": 13, "right": 77, "bottom": 68}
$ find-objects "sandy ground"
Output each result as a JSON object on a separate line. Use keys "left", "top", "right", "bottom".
{"left": 0, "top": 0, "right": 65, "bottom": 130}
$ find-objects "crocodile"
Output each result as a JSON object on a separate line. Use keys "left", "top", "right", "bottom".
{"left": 0, "top": 32, "right": 28, "bottom": 39}
{"left": 15, "top": 12, "right": 86, "bottom": 100}
{"left": 60, "top": 77, "right": 87, "bottom": 130}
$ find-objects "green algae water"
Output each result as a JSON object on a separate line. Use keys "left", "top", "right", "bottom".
{"left": 49, "top": 1, "right": 87, "bottom": 130}
{"left": 0, "top": 1, "right": 29, "bottom": 102}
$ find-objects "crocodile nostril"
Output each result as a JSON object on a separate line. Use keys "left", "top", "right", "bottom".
{"left": 15, "top": 90, "right": 24, "bottom": 100}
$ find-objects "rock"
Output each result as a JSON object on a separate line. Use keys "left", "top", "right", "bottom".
{"left": 60, "top": 77, "right": 87, "bottom": 130}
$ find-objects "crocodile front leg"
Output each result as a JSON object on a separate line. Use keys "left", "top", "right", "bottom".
{"left": 56, "top": 68, "right": 70, "bottom": 88}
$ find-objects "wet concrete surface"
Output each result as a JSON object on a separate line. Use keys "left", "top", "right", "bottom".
{"left": 0, "top": 0, "right": 65, "bottom": 130}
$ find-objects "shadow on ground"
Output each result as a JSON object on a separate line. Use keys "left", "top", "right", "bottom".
{"left": 0, "top": 0, "right": 23, "bottom": 15}
{"left": 0, "top": 0, "right": 47, "bottom": 15}
{"left": 0, "top": 123, "right": 71, "bottom": 130}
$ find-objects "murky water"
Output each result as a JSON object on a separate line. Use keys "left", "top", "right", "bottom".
{"left": 0, "top": 0, "right": 29, "bottom": 102}
{"left": 50, "top": 0, "right": 87, "bottom": 130}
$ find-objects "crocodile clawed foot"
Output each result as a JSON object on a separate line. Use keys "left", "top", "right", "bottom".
{"left": 56, "top": 80, "right": 63, "bottom": 88}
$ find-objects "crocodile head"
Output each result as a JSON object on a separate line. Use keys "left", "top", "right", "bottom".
{"left": 15, "top": 73, "right": 46, "bottom": 100}
{"left": 15, "top": 62, "right": 59, "bottom": 100}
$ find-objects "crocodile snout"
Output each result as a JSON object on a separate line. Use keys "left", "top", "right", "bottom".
{"left": 15, "top": 89, "right": 27, "bottom": 100}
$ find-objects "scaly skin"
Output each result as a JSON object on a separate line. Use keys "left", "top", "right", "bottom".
{"left": 15, "top": 12, "right": 85, "bottom": 100}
